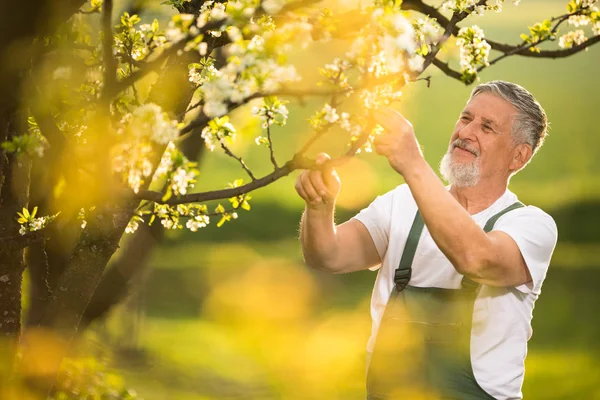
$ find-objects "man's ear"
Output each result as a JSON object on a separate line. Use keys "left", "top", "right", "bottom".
{"left": 510, "top": 143, "right": 533, "bottom": 172}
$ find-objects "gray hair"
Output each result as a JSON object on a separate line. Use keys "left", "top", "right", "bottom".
{"left": 469, "top": 80, "right": 548, "bottom": 156}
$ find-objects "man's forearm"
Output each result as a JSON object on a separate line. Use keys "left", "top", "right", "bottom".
{"left": 300, "top": 205, "right": 343, "bottom": 272}
{"left": 402, "top": 159, "right": 494, "bottom": 275}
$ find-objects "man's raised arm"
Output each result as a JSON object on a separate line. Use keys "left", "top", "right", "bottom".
{"left": 296, "top": 153, "right": 381, "bottom": 274}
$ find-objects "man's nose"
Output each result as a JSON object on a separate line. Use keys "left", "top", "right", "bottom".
{"left": 458, "top": 121, "right": 477, "bottom": 140}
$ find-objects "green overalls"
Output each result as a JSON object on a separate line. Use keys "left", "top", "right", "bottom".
{"left": 366, "top": 202, "right": 524, "bottom": 400}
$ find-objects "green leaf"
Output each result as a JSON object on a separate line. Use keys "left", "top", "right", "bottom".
{"left": 31, "top": 206, "right": 38, "bottom": 219}
{"left": 162, "top": 187, "right": 173, "bottom": 202}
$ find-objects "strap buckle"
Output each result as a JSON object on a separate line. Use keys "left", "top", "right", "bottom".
{"left": 394, "top": 267, "right": 412, "bottom": 291}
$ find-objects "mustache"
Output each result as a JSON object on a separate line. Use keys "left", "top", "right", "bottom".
{"left": 450, "top": 139, "right": 480, "bottom": 157}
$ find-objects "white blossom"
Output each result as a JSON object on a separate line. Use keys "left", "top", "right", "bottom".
{"left": 125, "top": 219, "right": 140, "bottom": 234}
{"left": 155, "top": 142, "right": 176, "bottom": 177}
{"left": 262, "top": 0, "right": 284, "bottom": 14}
{"left": 131, "top": 103, "right": 179, "bottom": 145}
{"left": 161, "top": 218, "right": 176, "bottom": 229}
{"left": 408, "top": 55, "right": 425, "bottom": 72}
{"left": 322, "top": 104, "right": 339, "bottom": 123}
{"left": 210, "top": 2, "right": 227, "bottom": 20}
{"left": 568, "top": 15, "right": 591, "bottom": 27}
{"left": 456, "top": 25, "right": 490, "bottom": 77}
{"left": 171, "top": 167, "right": 196, "bottom": 195}
{"left": 252, "top": 100, "right": 289, "bottom": 128}
{"left": 186, "top": 215, "right": 210, "bottom": 231}
{"left": 201, "top": 117, "right": 237, "bottom": 151}
{"left": 558, "top": 30, "right": 587, "bottom": 49}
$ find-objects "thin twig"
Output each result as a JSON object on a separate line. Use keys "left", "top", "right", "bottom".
{"left": 266, "top": 125, "right": 278, "bottom": 168}
{"left": 219, "top": 139, "right": 257, "bottom": 181}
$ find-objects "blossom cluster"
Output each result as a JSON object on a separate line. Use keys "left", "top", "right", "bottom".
{"left": 346, "top": 6, "right": 420, "bottom": 76}
{"left": 341, "top": 4, "right": 424, "bottom": 115}
{"left": 1, "top": 117, "right": 49, "bottom": 158}
{"left": 154, "top": 142, "right": 200, "bottom": 198}
{"left": 412, "top": 17, "right": 442, "bottom": 57}
{"left": 252, "top": 96, "right": 289, "bottom": 146}
{"left": 113, "top": 13, "right": 167, "bottom": 64}
{"left": 360, "top": 85, "right": 403, "bottom": 111}
{"left": 201, "top": 115, "right": 237, "bottom": 151}
{"left": 17, "top": 207, "right": 59, "bottom": 236}
{"left": 309, "top": 103, "right": 341, "bottom": 130}
{"left": 112, "top": 103, "right": 180, "bottom": 193}
{"left": 319, "top": 58, "right": 353, "bottom": 94}
{"left": 187, "top": 9, "right": 310, "bottom": 118}
{"left": 558, "top": 29, "right": 588, "bottom": 48}
{"left": 440, "top": 0, "right": 516, "bottom": 15}
{"left": 565, "top": 0, "right": 600, "bottom": 35}
{"left": 150, "top": 203, "right": 211, "bottom": 231}
{"left": 456, "top": 25, "right": 491, "bottom": 84}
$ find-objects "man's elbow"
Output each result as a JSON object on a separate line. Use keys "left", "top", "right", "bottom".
{"left": 454, "top": 251, "right": 494, "bottom": 280}
{"left": 302, "top": 252, "right": 347, "bottom": 274}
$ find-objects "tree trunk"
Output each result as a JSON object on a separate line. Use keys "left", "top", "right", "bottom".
{"left": 0, "top": 113, "right": 31, "bottom": 388}
{"left": 78, "top": 220, "right": 164, "bottom": 331}
{"left": 77, "top": 38, "right": 205, "bottom": 329}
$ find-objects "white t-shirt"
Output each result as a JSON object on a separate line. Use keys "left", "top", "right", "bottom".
{"left": 353, "top": 184, "right": 558, "bottom": 400}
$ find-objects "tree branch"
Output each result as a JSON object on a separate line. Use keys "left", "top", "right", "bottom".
{"left": 136, "top": 112, "right": 378, "bottom": 207}
{"left": 0, "top": 231, "right": 45, "bottom": 250}
{"left": 432, "top": 57, "right": 463, "bottom": 81}
{"left": 135, "top": 157, "right": 305, "bottom": 205}
{"left": 486, "top": 35, "right": 600, "bottom": 60}
{"left": 404, "top": 0, "right": 600, "bottom": 71}
{"left": 179, "top": 86, "right": 353, "bottom": 135}
{"left": 101, "top": 0, "right": 117, "bottom": 102}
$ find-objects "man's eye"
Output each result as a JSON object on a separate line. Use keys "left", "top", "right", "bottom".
{"left": 460, "top": 116, "right": 471, "bottom": 121}
{"left": 483, "top": 125, "right": 492, "bottom": 132}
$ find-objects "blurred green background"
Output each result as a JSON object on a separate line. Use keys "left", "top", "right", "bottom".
{"left": 87, "top": 0, "right": 600, "bottom": 398}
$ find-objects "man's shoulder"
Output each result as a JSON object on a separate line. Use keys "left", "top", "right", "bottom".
{"left": 495, "top": 197, "right": 558, "bottom": 236}
{"left": 369, "top": 183, "right": 413, "bottom": 204}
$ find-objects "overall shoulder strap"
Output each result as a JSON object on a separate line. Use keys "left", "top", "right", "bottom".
{"left": 461, "top": 201, "right": 525, "bottom": 290}
{"left": 394, "top": 210, "right": 424, "bottom": 291}
{"left": 393, "top": 202, "right": 526, "bottom": 292}
{"left": 482, "top": 201, "right": 525, "bottom": 233}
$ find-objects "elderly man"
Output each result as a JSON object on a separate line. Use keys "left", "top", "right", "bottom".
{"left": 296, "top": 80, "right": 558, "bottom": 399}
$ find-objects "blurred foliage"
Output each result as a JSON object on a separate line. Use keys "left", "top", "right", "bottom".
{"left": 51, "top": 358, "right": 139, "bottom": 400}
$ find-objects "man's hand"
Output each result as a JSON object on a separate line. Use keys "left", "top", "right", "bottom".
{"left": 372, "top": 107, "right": 425, "bottom": 176}
{"left": 295, "top": 152, "right": 341, "bottom": 210}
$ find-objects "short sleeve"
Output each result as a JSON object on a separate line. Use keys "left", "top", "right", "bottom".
{"left": 352, "top": 189, "right": 395, "bottom": 269}
{"left": 493, "top": 206, "right": 558, "bottom": 294}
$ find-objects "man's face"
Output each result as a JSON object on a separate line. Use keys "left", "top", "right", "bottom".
{"left": 440, "top": 92, "right": 518, "bottom": 187}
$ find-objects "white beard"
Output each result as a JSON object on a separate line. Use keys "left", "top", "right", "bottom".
{"left": 439, "top": 151, "right": 481, "bottom": 187}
